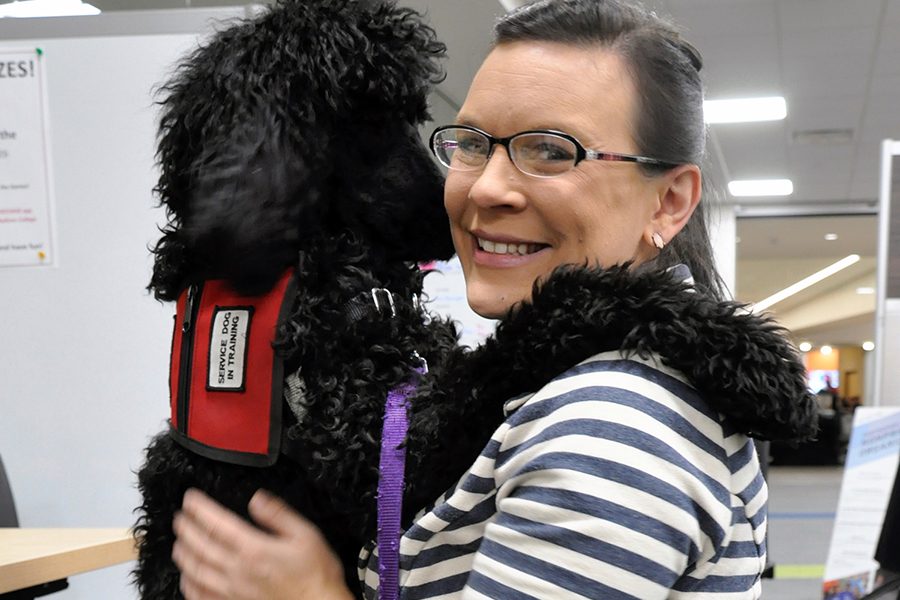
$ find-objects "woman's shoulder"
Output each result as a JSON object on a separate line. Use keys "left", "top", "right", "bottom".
{"left": 496, "top": 350, "right": 753, "bottom": 471}
{"left": 506, "top": 350, "right": 720, "bottom": 430}
{"left": 489, "top": 350, "right": 760, "bottom": 550}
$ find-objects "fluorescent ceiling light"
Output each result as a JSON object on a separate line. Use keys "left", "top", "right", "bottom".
{"left": 728, "top": 179, "right": 793, "bottom": 197}
{"left": 856, "top": 286, "right": 875, "bottom": 295}
{"left": 704, "top": 96, "right": 787, "bottom": 124}
{"left": 798, "top": 342, "right": 812, "bottom": 352}
{"left": 0, "top": 0, "right": 100, "bottom": 17}
{"left": 498, "top": 0, "right": 529, "bottom": 9}
{"left": 820, "top": 345, "right": 833, "bottom": 355}
{"left": 824, "top": 233, "right": 839, "bottom": 241}
{"left": 752, "top": 254, "right": 861, "bottom": 312}
{"left": 863, "top": 341, "right": 875, "bottom": 351}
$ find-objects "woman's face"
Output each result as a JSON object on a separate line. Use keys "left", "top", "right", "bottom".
{"left": 445, "top": 41, "right": 668, "bottom": 319}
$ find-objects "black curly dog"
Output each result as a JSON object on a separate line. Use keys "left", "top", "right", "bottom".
{"left": 133, "top": 1, "right": 460, "bottom": 597}
{"left": 133, "top": 2, "right": 818, "bottom": 596}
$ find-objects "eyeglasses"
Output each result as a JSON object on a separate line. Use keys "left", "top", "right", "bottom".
{"left": 430, "top": 124, "right": 679, "bottom": 178}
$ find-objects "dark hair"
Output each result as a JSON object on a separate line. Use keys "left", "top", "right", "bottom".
{"left": 494, "top": 0, "right": 725, "bottom": 298}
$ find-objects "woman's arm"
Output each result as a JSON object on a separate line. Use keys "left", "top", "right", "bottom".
{"left": 460, "top": 362, "right": 749, "bottom": 599}
{"left": 172, "top": 488, "right": 354, "bottom": 600}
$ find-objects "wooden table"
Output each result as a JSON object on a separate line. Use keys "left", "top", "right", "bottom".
{"left": 0, "top": 528, "right": 137, "bottom": 593}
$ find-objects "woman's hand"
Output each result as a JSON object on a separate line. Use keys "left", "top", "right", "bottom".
{"left": 172, "top": 488, "right": 353, "bottom": 600}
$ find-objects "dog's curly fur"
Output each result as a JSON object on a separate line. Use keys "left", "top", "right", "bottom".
{"left": 133, "top": 1, "right": 460, "bottom": 597}
{"left": 402, "top": 265, "right": 820, "bottom": 516}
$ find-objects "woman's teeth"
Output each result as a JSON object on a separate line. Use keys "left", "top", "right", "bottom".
{"left": 477, "top": 238, "right": 540, "bottom": 256}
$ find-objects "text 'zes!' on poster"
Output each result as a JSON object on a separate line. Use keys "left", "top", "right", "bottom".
{"left": 0, "top": 48, "right": 54, "bottom": 268}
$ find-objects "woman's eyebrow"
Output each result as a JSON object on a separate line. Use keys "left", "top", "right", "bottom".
{"left": 454, "top": 117, "right": 478, "bottom": 127}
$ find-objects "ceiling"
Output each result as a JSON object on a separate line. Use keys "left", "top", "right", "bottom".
{"left": 3, "top": 0, "right": 894, "bottom": 348}
{"left": 648, "top": 0, "right": 893, "bottom": 348}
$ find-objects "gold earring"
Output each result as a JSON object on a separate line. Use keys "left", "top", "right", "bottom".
{"left": 652, "top": 232, "right": 665, "bottom": 250}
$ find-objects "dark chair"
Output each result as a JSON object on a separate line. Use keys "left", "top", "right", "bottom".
{"left": 0, "top": 454, "right": 18, "bottom": 528}
{"left": 0, "top": 454, "right": 69, "bottom": 600}
{"left": 859, "top": 576, "right": 900, "bottom": 600}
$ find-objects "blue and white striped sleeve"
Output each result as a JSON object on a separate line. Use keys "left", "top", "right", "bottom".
{"left": 462, "top": 358, "right": 739, "bottom": 599}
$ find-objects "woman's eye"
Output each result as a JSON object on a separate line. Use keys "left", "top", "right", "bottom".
{"left": 535, "top": 143, "right": 573, "bottom": 161}
{"left": 519, "top": 137, "right": 575, "bottom": 162}
{"left": 457, "top": 135, "right": 487, "bottom": 155}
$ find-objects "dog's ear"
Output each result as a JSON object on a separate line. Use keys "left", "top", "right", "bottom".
{"left": 181, "top": 107, "right": 321, "bottom": 296}
{"left": 153, "top": 85, "right": 319, "bottom": 298}
{"left": 334, "top": 123, "right": 455, "bottom": 264}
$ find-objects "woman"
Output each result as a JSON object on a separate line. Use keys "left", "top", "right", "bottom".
{"left": 171, "top": 0, "right": 817, "bottom": 597}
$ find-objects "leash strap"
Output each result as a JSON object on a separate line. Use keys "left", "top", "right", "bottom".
{"left": 377, "top": 361, "right": 426, "bottom": 600}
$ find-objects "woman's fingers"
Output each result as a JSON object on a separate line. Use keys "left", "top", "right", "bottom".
{"left": 248, "top": 489, "right": 316, "bottom": 539}
{"left": 173, "top": 489, "right": 266, "bottom": 599}
{"left": 172, "top": 536, "right": 230, "bottom": 599}
{"left": 172, "top": 543, "right": 229, "bottom": 600}
{"left": 179, "top": 576, "right": 222, "bottom": 600}
{"left": 172, "top": 509, "right": 233, "bottom": 570}
{"left": 172, "top": 506, "right": 234, "bottom": 599}
{"left": 181, "top": 488, "right": 260, "bottom": 551}
{"left": 172, "top": 488, "right": 354, "bottom": 599}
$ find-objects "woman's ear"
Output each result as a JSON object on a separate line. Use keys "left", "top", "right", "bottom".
{"left": 645, "top": 164, "right": 702, "bottom": 249}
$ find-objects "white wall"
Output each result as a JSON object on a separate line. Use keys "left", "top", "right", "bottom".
{"left": 0, "top": 11, "right": 245, "bottom": 598}
{"left": 709, "top": 202, "right": 736, "bottom": 298}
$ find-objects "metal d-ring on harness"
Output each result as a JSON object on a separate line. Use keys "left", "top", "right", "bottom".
{"left": 371, "top": 287, "right": 426, "bottom": 600}
{"left": 371, "top": 287, "right": 396, "bottom": 318}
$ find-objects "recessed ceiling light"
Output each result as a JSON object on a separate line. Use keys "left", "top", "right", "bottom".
{"left": 862, "top": 341, "right": 875, "bottom": 351}
{"left": 856, "top": 286, "right": 875, "bottom": 295}
{"left": 0, "top": 0, "right": 101, "bottom": 17}
{"left": 820, "top": 345, "right": 833, "bottom": 355}
{"left": 704, "top": 97, "right": 787, "bottom": 124}
{"left": 824, "top": 233, "right": 839, "bottom": 241}
{"left": 798, "top": 342, "right": 812, "bottom": 352}
{"left": 728, "top": 179, "right": 794, "bottom": 197}
{"left": 752, "top": 254, "right": 861, "bottom": 312}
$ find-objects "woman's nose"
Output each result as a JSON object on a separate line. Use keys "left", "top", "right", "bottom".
{"left": 466, "top": 146, "right": 527, "bottom": 210}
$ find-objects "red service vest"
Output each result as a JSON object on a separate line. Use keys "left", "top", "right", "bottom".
{"left": 168, "top": 270, "right": 296, "bottom": 466}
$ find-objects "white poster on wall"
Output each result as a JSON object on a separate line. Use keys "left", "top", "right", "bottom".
{"left": 421, "top": 257, "right": 496, "bottom": 348}
{"left": 0, "top": 47, "right": 54, "bottom": 267}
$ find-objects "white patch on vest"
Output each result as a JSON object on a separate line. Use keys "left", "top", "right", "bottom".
{"left": 208, "top": 308, "right": 251, "bottom": 390}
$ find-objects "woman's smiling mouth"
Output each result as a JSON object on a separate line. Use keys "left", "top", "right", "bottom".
{"left": 475, "top": 237, "right": 546, "bottom": 256}
{"left": 470, "top": 232, "right": 551, "bottom": 266}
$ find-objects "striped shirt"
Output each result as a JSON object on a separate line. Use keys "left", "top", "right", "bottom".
{"left": 360, "top": 351, "right": 768, "bottom": 599}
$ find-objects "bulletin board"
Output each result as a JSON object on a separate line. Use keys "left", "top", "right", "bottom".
{"left": 0, "top": 47, "right": 55, "bottom": 267}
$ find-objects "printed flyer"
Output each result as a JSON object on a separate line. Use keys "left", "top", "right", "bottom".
{"left": 0, "top": 48, "right": 54, "bottom": 267}
{"left": 421, "top": 257, "right": 496, "bottom": 348}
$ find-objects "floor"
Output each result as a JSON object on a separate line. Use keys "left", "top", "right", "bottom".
{"left": 763, "top": 465, "right": 844, "bottom": 600}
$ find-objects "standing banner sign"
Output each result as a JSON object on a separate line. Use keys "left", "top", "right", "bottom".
{"left": 0, "top": 48, "right": 55, "bottom": 267}
{"left": 822, "top": 407, "right": 900, "bottom": 599}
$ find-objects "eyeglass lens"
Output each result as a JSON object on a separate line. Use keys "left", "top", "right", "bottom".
{"left": 434, "top": 128, "right": 579, "bottom": 177}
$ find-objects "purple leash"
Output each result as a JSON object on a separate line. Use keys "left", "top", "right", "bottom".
{"left": 377, "top": 360, "right": 426, "bottom": 600}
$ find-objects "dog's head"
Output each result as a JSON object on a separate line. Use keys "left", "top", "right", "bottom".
{"left": 150, "top": 0, "right": 453, "bottom": 300}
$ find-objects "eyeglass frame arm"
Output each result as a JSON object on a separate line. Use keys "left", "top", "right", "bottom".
{"left": 430, "top": 124, "right": 680, "bottom": 170}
